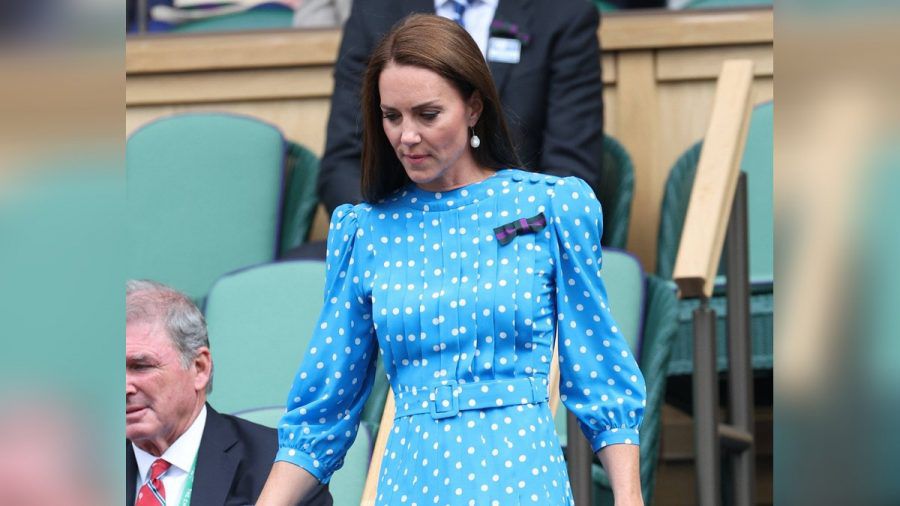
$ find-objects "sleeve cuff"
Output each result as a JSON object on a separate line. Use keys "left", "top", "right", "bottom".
{"left": 275, "top": 447, "right": 330, "bottom": 484}
{"left": 591, "top": 427, "right": 640, "bottom": 453}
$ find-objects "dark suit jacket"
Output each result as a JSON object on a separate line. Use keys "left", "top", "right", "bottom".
{"left": 316, "top": 0, "right": 604, "bottom": 214}
{"left": 127, "top": 405, "right": 332, "bottom": 506}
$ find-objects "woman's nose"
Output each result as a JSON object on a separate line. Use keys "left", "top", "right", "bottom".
{"left": 400, "top": 126, "right": 420, "bottom": 146}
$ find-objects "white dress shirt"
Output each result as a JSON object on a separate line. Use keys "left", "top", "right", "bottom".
{"left": 133, "top": 405, "right": 207, "bottom": 506}
{"left": 435, "top": 0, "right": 499, "bottom": 58}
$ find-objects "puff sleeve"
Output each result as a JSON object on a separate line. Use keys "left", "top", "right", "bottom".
{"left": 275, "top": 204, "right": 378, "bottom": 482}
{"left": 549, "top": 177, "right": 647, "bottom": 452}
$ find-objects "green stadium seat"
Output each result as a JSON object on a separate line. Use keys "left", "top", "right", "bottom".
{"left": 598, "top": 135, "right": 636, "bottom": 250}
{"left": 127, "top": 113, "right": 318, "bottom": 302}
{"left": 742, "top": 101, "right": 774, "bottom": 286}
{"left": 656, "top": 141, "right": 703, "bottom": 283}
{"left": 655, "top": 101, "right": 774, "bottom": 375}
{"left": 554, "top": 249, "right": 679, "bottom": 505}
{"left": 591, "top": 0, "right": 622, "bottom": 11}
{"left": 205, "top": 261, "right": 328, "bottom": 413}
{"left": 204, "top": 260, "right": 384, "bottom": 503}
{"left": 169, "top": 7, "right": 294, "bottom": 33}
{"left": 231, "top": 405, "right": 373, "bottom": 504}
{"left": 279, "top": 141, "right": 321, "bottom": 257}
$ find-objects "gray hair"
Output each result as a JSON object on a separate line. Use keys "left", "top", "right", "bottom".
{"left": 126, "top": 280, "right": 213, "bottom": 394}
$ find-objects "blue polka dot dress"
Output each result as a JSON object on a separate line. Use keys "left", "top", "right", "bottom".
{"left": 276, "top": 169, "right": 646, "bottom": 505}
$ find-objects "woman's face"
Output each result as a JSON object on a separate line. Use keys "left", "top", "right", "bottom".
{"left": 379, "top": 62, "right": 485, "bottom": 192}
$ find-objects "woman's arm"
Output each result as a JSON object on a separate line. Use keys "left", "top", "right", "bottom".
{"left": 256, "top": 462, "right": 321, "bottom": 506}
{"left": 596, "top": 444, "right": 643, "bottom": 506}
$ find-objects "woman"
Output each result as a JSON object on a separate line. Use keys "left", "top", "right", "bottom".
{"left": 257, "top": 14, "right": 645, "bottom": 506}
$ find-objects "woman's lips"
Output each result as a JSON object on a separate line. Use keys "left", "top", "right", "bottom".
{"left": 404, "top": 153, "right": 429, "bottom": 164}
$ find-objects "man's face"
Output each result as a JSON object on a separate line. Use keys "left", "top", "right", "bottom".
{"left": 125, "top": 321, "right": 206, "bottom": 455}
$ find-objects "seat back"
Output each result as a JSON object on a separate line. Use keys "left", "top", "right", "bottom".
{"left": 169, "top": 6, "right": 294, "bottom": 33}
{"left": 743, "top": 101, "right": 774, "bottom": 285}
{"left": 205, "top": 260, "right": 326, "bottom": 413}
{"left": 233, "top": 405, "right": 373, "bottom": 506}
{"left": 656, "top": 100, "right": 773, "bottom": 286}
{"left": 656, "top": 141, "right": 703, "bottom": 281}
{"left": 205, "top": 260, "right": 374, "bottom": 504}
{"left": 279, "top": 142, "right": 320, "bottom": 256}
{"left": 591, "top": 0, "right": 621, "bottom": 11}
{"left": 127, "top": 113, "right": 285, "bottom": 301}
{"left": 597, "top": 135, "right": 636, "bottom": 249}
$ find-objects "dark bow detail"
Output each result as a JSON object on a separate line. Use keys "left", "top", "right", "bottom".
{"left": 494, "top": 212, "right": 547, "bottom": 245}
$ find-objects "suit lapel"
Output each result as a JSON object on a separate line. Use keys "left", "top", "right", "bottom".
{"left": 126, "top": 443, "right": 137, "bottom": 505}
{"left": 488, "top": 0, "right": 533, "bottom": 96}
{"left": 190, "top": 406, "right": 241, "bottom": 506}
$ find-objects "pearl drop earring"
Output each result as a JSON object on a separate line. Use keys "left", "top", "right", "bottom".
{"left": 470, "top": 127, "right": 481, "bottom": 149}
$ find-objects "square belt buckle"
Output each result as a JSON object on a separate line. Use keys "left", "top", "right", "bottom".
{"left": 429, "top": 381, "right": 459, "bottom": 420}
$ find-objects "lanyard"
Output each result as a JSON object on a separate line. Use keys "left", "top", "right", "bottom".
{"left": 178, "top": 454, "right": 198, "bottom": 506}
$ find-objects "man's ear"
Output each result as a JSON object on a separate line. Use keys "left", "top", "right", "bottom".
{"left": 468, "top": 91, "right": 484, "bottom": 127}
{"left": 192, "top": 347, "right": 212, "bottom": 392}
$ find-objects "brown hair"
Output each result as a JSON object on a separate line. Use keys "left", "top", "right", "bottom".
{"left": 360, "top": 14, "right": 520, "bottom": 203}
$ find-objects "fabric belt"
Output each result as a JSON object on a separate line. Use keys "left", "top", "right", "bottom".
{"left": 393, "top": 377, "right": 550, "bottom": 420}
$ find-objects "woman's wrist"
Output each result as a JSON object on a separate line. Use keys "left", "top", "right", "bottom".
{"left": 596, "top": 444, "right": 642, "bottom": 506}
{"left": 612, "top": 489, "right": 644, "bottom": 506}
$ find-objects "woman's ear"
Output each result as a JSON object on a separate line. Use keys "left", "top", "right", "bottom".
{"left": 467, "top": 91, "right": 484, "bottom": 127}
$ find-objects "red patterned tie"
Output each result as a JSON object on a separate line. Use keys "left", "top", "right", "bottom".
{"left": 136, "top": 459, "right": 171, "bottom": 505}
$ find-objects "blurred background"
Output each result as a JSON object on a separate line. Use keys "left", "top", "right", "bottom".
{"left": 775, "top": 5, "right": 900, "bottom": 504}
{"left": 0, "top": 1, "right": 123, "bottom": 505}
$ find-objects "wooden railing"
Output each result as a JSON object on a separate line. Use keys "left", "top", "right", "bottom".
{"left": 672, "top": 59, "right": 756, "bottom": 506}
{"left": 673, "top": 59, "right": 754, "bottom": 300}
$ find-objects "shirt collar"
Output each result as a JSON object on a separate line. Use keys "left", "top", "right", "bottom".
{"left": 133, "top": 405, "right": 207, "bottom": 481}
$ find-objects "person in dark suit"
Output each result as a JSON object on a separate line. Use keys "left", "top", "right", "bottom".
{"left": 125, "top": 405, "right": 330, "bottom": 506}
{"left": 316, "top": 0, "right": 604, "bottom": 216}
{"left": 125, "top": 280, "right": 331, "bottom": 506}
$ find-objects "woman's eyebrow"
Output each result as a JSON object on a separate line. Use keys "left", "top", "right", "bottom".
{"left": 411, "top": 101, "right": 441, "bottom": 109}
{"left": 380, "top": 100, "right": 442, "bottom": 110}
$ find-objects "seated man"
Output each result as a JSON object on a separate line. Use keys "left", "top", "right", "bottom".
{"left": 126, "top": 280, "right": 331, "bottom": 506}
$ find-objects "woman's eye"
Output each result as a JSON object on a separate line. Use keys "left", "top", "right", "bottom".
{"left": 421, "top": 111, "right": 439, "bottom": 121}
{"left": 382, "top": 112, "right": 399, "bottom": 122}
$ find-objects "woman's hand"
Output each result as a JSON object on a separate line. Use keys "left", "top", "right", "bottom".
{"left": 255, "top": 461, "right": 320, "bottom": 506}
{"left": 596, "top": 444, "right": 644, "bottom": 506}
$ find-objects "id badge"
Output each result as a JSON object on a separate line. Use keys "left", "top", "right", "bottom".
{"left": 487, "top": 37, "right": 521, "bottom": 64}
